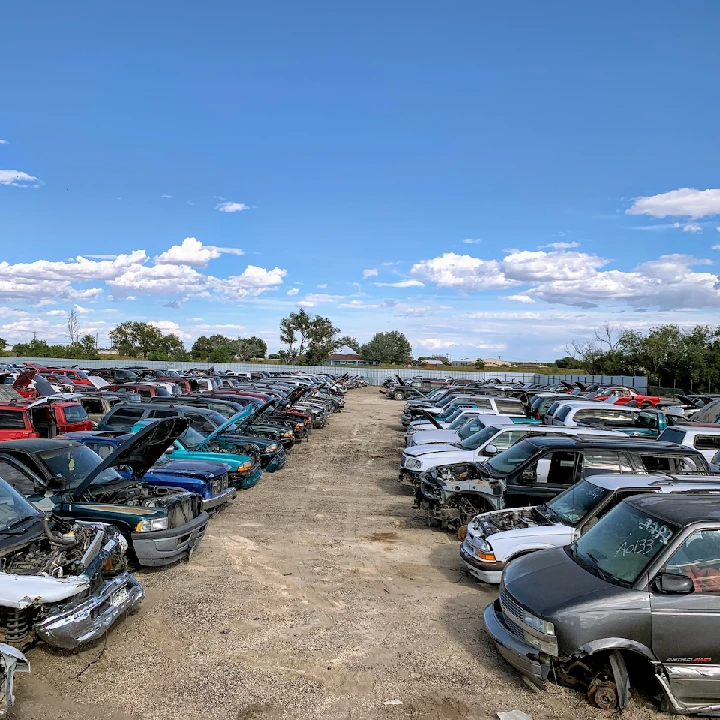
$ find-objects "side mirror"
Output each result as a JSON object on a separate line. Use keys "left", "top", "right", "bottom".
{"left": 655, "top": 572, "right": 694, "bottom": 595}
{"left": 165, "top": 445, "right": 175, "bottom": 455}
{"left": 484, "top": 444, "right": 498, "bottom": 456}
{"left": 50, "top": 474, "right": 68, "bottom": 491}
{"left": 202, "top": 422, "right": 215, "bottom": 433}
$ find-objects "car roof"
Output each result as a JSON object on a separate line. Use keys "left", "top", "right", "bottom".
{"left": 669, "top": 425, "right": 720, "bottom": 435}
{"left": 0, "top": 438, "right": 79, "bottom": 453}
{"left": 522, "top": 436, "right": 699, "bottom": 453}
{"left": 110, "top": 402, "right": 215, "bottom": 415}
{"left": 627, "top": 492, "right": 720, "bottom": 526}
{"left": 588, "top": 473, "right": 720, "bottom": 492}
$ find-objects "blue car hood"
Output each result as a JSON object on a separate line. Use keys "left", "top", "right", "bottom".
{"left": 151, "top": 459, "right": 230, "bottom": 478}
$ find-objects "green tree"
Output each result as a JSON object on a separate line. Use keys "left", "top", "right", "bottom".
{"left": 474, "top": 358, "right": 486, "bottom": 370}
{"left": 235, "top": 336, "right": 268, "bottom": 361}
{"left": 554, "top": 356, "right": 576, "bottom": 369}
{"left": 279, "top": 309, "right": 340, "bottom": 364}
{"left": 0, "top": 337, "right": 7, "bottom": 354}
{"left": 337, "top": 335, "right": 360, "bottom": 352}
{"left": 361, "top": 331, "right": 412, "bottom": 365}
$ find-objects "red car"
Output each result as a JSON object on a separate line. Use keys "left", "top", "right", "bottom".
{"left": 593, "top": 386, "right": 662, "bottom": 407}
{"left": 0, "top": 398, "right": 92, "bottom": 441}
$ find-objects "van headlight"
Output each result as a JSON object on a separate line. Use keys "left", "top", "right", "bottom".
{"left": 135, "top": 517, "right": 169, "bottom": 532}
{"left": 523, "top": 612, "right": 555, "bottom": 636}
{"left": 239, "top": 460, "right": 253, "bottom": 469}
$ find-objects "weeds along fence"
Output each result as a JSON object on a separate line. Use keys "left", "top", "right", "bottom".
{"left": 9, "top": 357, "right": 648, "bottom": 392}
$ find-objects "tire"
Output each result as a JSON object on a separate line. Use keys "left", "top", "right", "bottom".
{"left": 394, "top": 391, "right": 404, "bottom": 400}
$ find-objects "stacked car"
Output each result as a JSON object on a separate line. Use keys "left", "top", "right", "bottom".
{"left": 0, "top": 365, "right": 356, "bottom": 715}
{"left": 390, "top": 378, "right": 720, "bottom": 714}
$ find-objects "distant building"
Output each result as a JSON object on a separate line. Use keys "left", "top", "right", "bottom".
{"left": 482, "top": 357, "right": 512, "bottom": 367}
{"left": 329, "top": 345, "right": 377, "bottom": 366}
{"left": 451, "top": 358, "right": 476, "bottom": 366}
{"left": 421, "top": 359, "right": 445, "bottom": 366}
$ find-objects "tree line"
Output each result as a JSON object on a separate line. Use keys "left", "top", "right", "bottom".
{"left": 562, "top": 323, "right": 720, "bottom": 392}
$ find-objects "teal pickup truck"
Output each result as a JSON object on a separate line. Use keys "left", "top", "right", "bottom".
{"left": 132, "top": 418, "right": 263, "bottom": 489}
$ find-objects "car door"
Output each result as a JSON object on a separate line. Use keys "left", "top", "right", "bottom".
{"left": 505, "top": 451, "right": 582, "bottom": 507}
{"left": 651, "top": 529, "right": 720, "bottom": 703}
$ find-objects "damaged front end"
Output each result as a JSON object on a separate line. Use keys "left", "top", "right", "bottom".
{"left": 0, "top": 644, "right": 29, "bottom": 718}
{"left": 416, "top": 464, "right": 504, "bottom": 533}
{"left": 0, "top": 517, "right": 143, "bottom": 651}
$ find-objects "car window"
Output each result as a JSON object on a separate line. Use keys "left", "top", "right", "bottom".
{"left": 105, "top": 407, "right": 146, "bottom": 427}
{"left": 694, "top": 435, "right": 720, "bottom": 451}
{"left": 0, "top": 459, "right": 36, "bottom": 495}
{"left": 82, "top": 399, "right": 105, "bottom": 414}
{"left": 83, "top": 442, "right": 115, "bottom": 460}
{"left": 657, "top": 428, "right": 686, "bottom": 445}
{"left": 493, "top": 429, "right": 531, "bottom": 451}
{"left": 495, "top": 400, "right": 523, "bottom": 414}
{"left": 546, "top": 480, "right": 610, "bottom": 526}
{"left": 61, "top": 405, "right": 89, "bottom": 424}
{"left": 486, "top": 440, "right": 540, "bottom": 474}
{"left": 150, "top": 409, "right": 179, "bottom": 418}
{"left": 665, "top": 530, "right": 720, "bottom": 593}
{"left": 546, "top": 451, "right": 580, "bottom": 485}
{"left": 0, "top": 410, "right": 27, "bottom": 430}
{"left": 38, "top": 444, "right": 122, "bottom": 489}
{"left": 581, "top": 450, "right": 624, "bottom": 475}
{"left": 555, "top": 405, "right": 573, "bottom": 422}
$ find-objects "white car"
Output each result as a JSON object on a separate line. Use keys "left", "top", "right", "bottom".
{"left": 460, "top": 473, "right": 720, "bottom": 584}
{"left": 398, "top": 424, "right": 623, "bottom": 487}
{"left": 659, "top": 425, "right": 720, "bottom": 464}
{"left": 407, "top": 414, "right": 517, "bottom": 447}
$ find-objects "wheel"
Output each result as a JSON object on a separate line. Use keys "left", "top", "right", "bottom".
{"left": 588, "top": 680, "right": 618, "bottom": 710}
{"left": 394, "top": 391, "right": 404, "bottom": 400}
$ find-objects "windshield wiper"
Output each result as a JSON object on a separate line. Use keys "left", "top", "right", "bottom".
{"left": 0, "top": 515, "right": 39, "bottom": 535}
{"left": 583, "top": 551, "right": 617, "bottom": 583}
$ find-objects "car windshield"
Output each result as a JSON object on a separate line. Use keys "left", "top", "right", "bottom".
{"left": 0, "top": 478, "right": 40, "bottom": 532}
{"left": 38, "top": 444, "right": 122, "bottom": 489}
{"left": 545, "top": 481, "right": 611, "bottom": 526}
{"left": 458, "top": 420, "right": 485, "bottom": 439}
{"left": 448, "top": 414, "right": 473, "bottom": 430}
{"left": 179, "top": 426, "right": 207, "bottom": 449}
{"left": 571, "top": 503, "right": 677, "bottom": 586}
{"left": 460, "top": 426, "right": 499, "bottom": 450}
{"left": 486, "top": 440, "right": 540, "bottom": 474}
{"left": 444, "top": 408, "right": 465, "bottom": 423}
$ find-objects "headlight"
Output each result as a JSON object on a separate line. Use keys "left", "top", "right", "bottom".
{"left": 283, "top": 431, "right": 293, "bottom": 438}
{"left": 474, "top": 537, "right": 492, "bottom": 554}
{"left": 135, "top": 517, "right": 169, "bottom": 532}
{"left": 295, "top": 423, "right": 303, "bottom": 430}
{"left": 239, "top": 460, "right": 253, "bottom": 469}
{"left": 406, "top": 457, "right": 421, "bottom": 469}
{"left": 523, "top": 612, "right": 555, "bottom": 636}
{"left": 265, "top": 443, "right": 279, "bottom": 452}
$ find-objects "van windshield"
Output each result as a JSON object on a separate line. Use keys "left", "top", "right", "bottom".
{"left": 486, "top": 440, "right": 540, "bottom": 474}
{"left": 570, "top": 503, "right": 677, "bottom": 586}
{"left": 546, "top": 481, "right": 610, "bottom": 526}
{"left": 460, "top": 426, "right": 498, "bottom": 450}
{"left": 38, "top": 444, "right": 122, "bottom": 489}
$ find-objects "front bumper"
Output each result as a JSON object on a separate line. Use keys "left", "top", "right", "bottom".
{"left": 232, "top": 464, "right": 263, "bottom": 488}
{"left": 131, "top": 511, "right": 209, "bottom": 567}
{"left": 263, "top": 448, "right": 286, "bottom": 473}
{"left": 35, "top": 572, "right": 144, "bottom": 650}
{"left": 398, "top": 469, "right": 421, "bottom": 488}
{"left": 202, "top": 484, "right": 237, "bottom": 511}
{"left": 460, "top": 543, "right": 505, "bottom": 583}
{"left": 483, "top": 600, "right": 550, "bottom": 683}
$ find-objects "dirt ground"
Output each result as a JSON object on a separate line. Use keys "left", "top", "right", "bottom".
{"left": 15, "top": 388, "right": 665, "bottom": 720}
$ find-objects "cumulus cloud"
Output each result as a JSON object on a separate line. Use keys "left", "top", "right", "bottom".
{"left": 74, "top": 304, "right": 91, "bottom": 313}
{"left": 627, "top": 188, "right": 720, "bottom": 218}
{"left": 0, "top": 170, "right": 40, "bottom": 187}
{"left": 295, "top": 293, "right": 343, "bottom": 308}
{"left": 372, "top": 279, "right": 425, "bottom": 288}
{"left": 506, "top": 294, "right": 536, "bottom": 303}
{"left": 45, "top": 310, "right": 66, "bottom": 316}
{"left": 161, "top": 194, "right": 172, "bottom": 198}
{"left": 287, "top": 287, "right": 300, "bottom": 296}
{"left": 0, "top": 140, "right": 8, "bottom": 145}
{"left": 154, "top": 238, "right": 244, "bottom": 267}
{"left": 216, "top": 266, "right": 287, "bottom": 298}
{"left": 713, "top": 244, "right": 720, "bottom": 250}
{"left": 216, "top": 201, "right": 250, "bottom": 213}
{"left": 362, "top": 268, "right": 378, "bottom": 278}
{"left": 410, "top": 253, "right": 516, "bottom": 290}
{"left": 683, "top": 223, "right": 703, "bottom": 234}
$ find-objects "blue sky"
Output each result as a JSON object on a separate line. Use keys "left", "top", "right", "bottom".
{"left": 2, "top": 1, "right": 720, "bottom": 360}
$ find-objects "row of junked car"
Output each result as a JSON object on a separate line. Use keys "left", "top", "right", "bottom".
{"left": 0, "top": 364, "right": 361, "bottom": 716}
{"left": 390, "top": 377, "right": 720, "bottom": 716}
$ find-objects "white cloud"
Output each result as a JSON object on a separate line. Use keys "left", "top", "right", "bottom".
{"left": 362, "top": 268, "right": 378, "bottom": 278}
{"left": 216, "top": 201, "right": 250, "bottom": 213}
{"left": 627, "top": 188, "right": 720, "bottom": 219}
{"left": 0, "top": 170, "right": 39, "bottom": 187}
{"left": 109, "top": 263, "right": 211, "bottom": 299}
{"left": 410, "top": 253, "right": 516, "bottom": 291}
{"left": 286, "top": 287, "right": 300, "bottom": 296}
{"left": 0, "top": 140, "right": 8, "bottom": 145}
{"left": 161, "top": 194, "right": 172, "bottom": 198}
{"left": 74, "top": 304, "right": 92, "bottom": 313}
{"left": 462, "top": 238, "right": 482, "bottom": 244}
{"left": 466, "top": 311, "right": 542, "bottom": 320}
{"left": 372, "top": 279, "right": 425, "bottom": 288}
{"left": 317, "top": 283, "right": 327, "bottom": 289}
{"left": 148, "top": 320, "right": 191, "bottom": 341}
{"left": 45, "top": 310, "right": 66, "bottom": 316}
{"left": 213, "top": 246, "right": 245, "bottom": 256}
{"left": 154, "top": 238, "right": 221, "bottom": 267}
{"left": 415, "top": 338, "right": 458, "bottom": 350}
{"left": 506, "top": 294, "right": 536, "bottom": 303}
{"left": 295, "top": 293, "right": 343, "bottom": 308}
{"left": 543, "top": 241, "right": 579, "bottom": 249}
{"left": 84, "top": 254, "right": 119, "bottom": 260}
{"left": 713, "top": 244, "right": 720, "bottom": 250}
{"left": 216, "top": 266, "right": 287, "bottom": 298}
{"left": 683, "top": 223, "right": 703, "bottom": 234}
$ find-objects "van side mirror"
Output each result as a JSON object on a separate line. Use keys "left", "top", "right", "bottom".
{"left": 655, "top": 572, "right": 694, "bottom": 594}
{"left": 484, "top": 444, "right": 498, "bottom": 456}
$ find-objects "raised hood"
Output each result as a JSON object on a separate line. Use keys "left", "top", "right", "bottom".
{"left": 73, "top": 416, "right": 191, "bottom": 497}
{"left": 245, "top": 399, "right": 276, "bottom": 423}
{"left": 197, "top": 407, "right": 253, "bottom": 448}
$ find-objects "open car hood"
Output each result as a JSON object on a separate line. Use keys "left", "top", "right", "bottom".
{"left": 73, "top": 416, "right": 191, "bottom": 497}
{"left": 197, "top": 406, "right": 254, "bottom": 448}
{"left": 244, "top": 399, "right": 276, "bottom": 424}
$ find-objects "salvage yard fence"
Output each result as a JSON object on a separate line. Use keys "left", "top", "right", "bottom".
{"left": 9, "top": 357, "right": 648, "bottom": 393}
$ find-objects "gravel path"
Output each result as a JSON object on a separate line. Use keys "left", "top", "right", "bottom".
{"left": 14, "top": 388, "right": 664, "bottom": 719}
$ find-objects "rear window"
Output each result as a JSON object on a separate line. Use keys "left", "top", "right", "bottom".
{"left": 105, "top": 407, "right": 146, "bottom": 427}
{"left": 0, "top": 410, "right": 27, "bottom": 430}
{"left": 658, "top": 428, "right": 686, "bottom": 445}
{"left": 555, "top": 405, "right": 573, "bottom": 422}
{"left": 495, "top": 400, "right": 523, "bottom": 414}
{"left": 82, "top": 399, "right": 105, "bottom": 414}
{"left": 61, "top": 405, "right": 89, "bottom": 424}
{"left": 639, "top": 454, "right": 706, "bottom": 473}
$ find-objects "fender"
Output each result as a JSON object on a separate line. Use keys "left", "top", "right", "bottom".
{"left": 577, "top": 637, "right": 657, "bottom": 663}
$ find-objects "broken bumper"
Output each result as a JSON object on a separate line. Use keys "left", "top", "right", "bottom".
{"left": 483, "top": 600, "right": 550, "bottom": 683}
{"left": 459, "top": 544, "right": 505, "bottom": 584}
{"left": 398, "top": 469, "right": 420, "bottom": 488}
{"left": 202, "top": 485, "right": 237, "bottom": 511}
{"left": 131, "top": 511, "right": 209, "bottom": 566}
{"left": 231, "top": 465, "right": 263, "bottom": 488}
{"left": 35, "top": 572, "right": 144, "bottom": 650}
{"left": 263, "top": 449, "right": 286, "bottom": 473}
